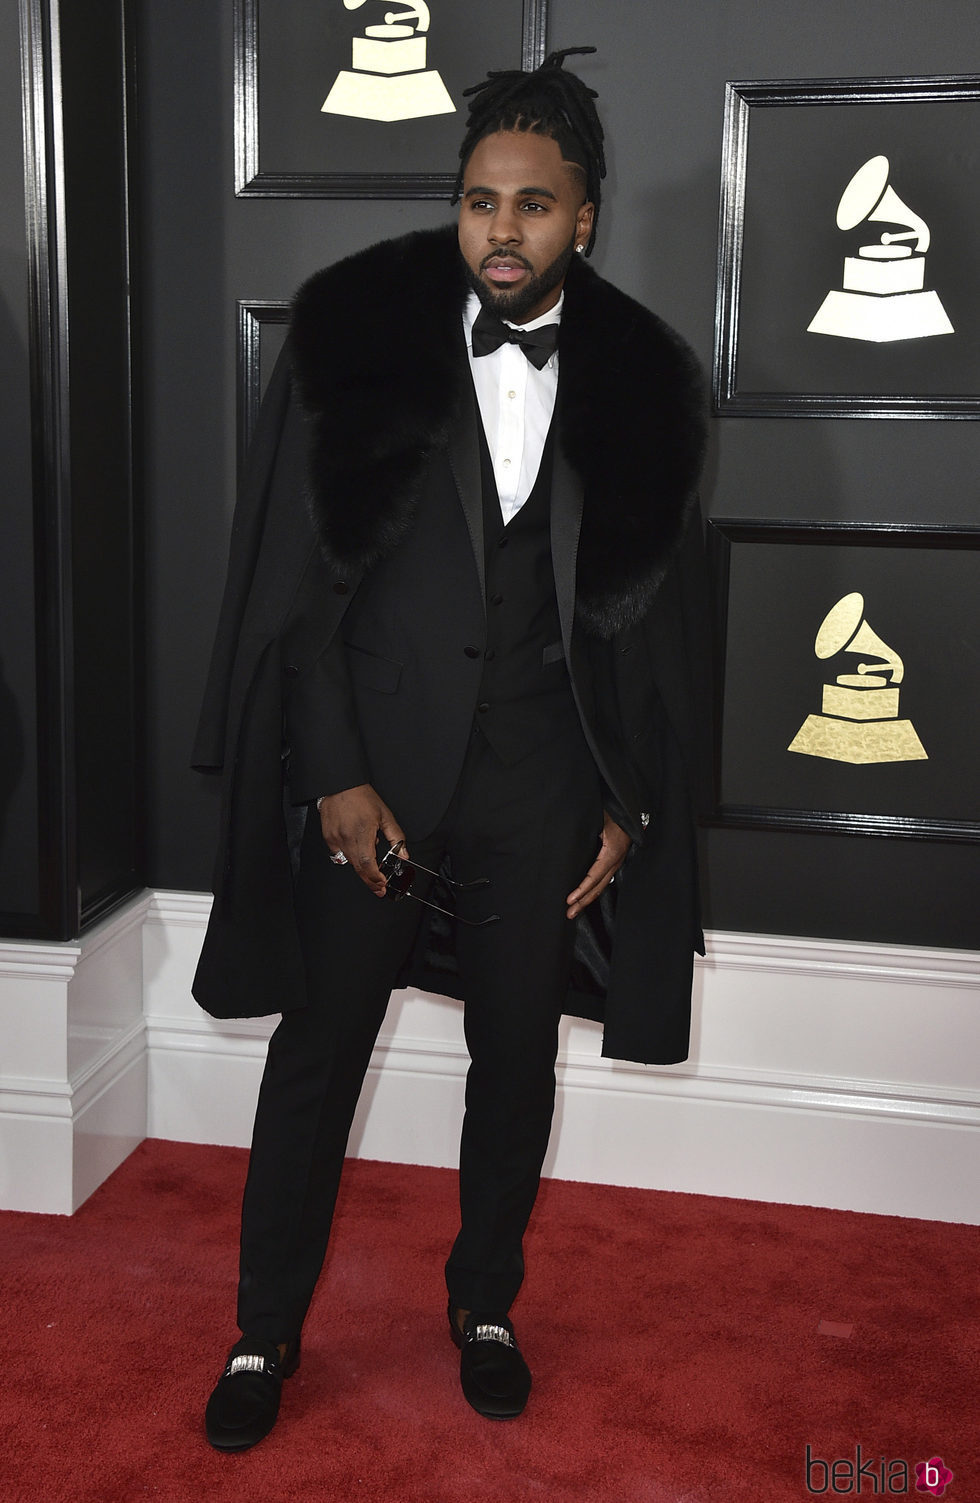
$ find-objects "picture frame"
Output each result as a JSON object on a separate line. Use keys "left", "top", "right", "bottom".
{"left": 713, "top": 75, "right": 980, "bottom": 418}
{"left": 234, "top": 0, "right": 548, "bottom": 198}
{"left": 706, "top": 519, "right": 980, "bottom": 841}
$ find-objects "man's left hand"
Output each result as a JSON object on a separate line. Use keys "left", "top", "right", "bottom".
{"left": 566, "top": 813, "right": 631, "bottom": 920}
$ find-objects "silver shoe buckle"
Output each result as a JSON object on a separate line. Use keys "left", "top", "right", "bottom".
{"left": 473, "top": 1322, "right": 515, "bottom": 1348}
{"left": 227, "top": 1353, "right": 273, "bottom": 1376}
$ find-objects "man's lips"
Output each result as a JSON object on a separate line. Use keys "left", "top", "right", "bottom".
{"left": 482, "top": 256, "right": 530, "bottom": 284}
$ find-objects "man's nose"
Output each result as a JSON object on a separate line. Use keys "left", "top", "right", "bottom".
{"left": 489, "top": 208, "right": 521, "bottom": 244}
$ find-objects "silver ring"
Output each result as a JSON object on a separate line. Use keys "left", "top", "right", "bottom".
{"left": 329, "top": 850, "right": 349, "bottom": 866}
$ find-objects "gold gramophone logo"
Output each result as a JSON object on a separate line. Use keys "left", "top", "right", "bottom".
{"left": 788, "top": 592, "right": 927, "bottom": 764}
{"left": 807, "top": 155, "right": 954, "bottom": 343}
{"left": 322, "top": 0, "right": 456, "bottom": 123}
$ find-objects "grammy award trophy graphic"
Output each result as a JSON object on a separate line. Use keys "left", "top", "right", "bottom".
{"left": 788, "top": 592, "right": 927, "bottom": 764}
{"left": 322, "top": 0, "right": 456, "bottom": 123}
{"left": 807, "top": 155, "right": 954, "bottom": 343}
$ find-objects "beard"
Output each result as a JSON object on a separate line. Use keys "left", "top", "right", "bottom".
{"left": 462, "top": 233, "right": 577, "bottom": 324}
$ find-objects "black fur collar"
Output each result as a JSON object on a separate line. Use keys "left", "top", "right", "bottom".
{"left": 290, "top": 226, "right": 706, "bottom": 638}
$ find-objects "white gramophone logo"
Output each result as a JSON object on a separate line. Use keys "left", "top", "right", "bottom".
{"left": 322, "top": 0, "right": 456, "bottom": 123}
{"left": 788, "top": 591, "right": 927, "bottom": 764}
{"left": 807, "top": 155, "right": 954, "bottom": 343}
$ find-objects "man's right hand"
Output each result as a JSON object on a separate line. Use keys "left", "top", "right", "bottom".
{"left": 317, "top": 785, "right": 407, "bottom": 896}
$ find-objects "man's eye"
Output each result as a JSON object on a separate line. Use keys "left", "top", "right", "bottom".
{"left": 521, "top": 201, "right": 546, "bottom": 212}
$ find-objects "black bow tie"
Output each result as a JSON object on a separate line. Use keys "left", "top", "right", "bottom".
{"left": 471, "top": 306, "right": 559, "bottom": 370}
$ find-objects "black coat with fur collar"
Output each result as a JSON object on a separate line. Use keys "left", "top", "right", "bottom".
{"left": 290, "top": 225, "right": 705, "bottom": 638}
{"left": 192, "top": 225, "right": 710, "bottom": 1065}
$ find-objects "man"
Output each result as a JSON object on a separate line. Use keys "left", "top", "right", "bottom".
{"left": 193, "top": 48, "right": 709, "bottom": 1449}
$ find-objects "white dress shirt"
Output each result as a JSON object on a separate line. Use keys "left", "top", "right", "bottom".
{"left": 462, "top": 290, "right": 562, "bottom": 524}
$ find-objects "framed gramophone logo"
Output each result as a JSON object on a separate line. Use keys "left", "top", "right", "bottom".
{"left": 235, "top": 0, "right": 548, "bottom": 197}
{"left": 707, "top": 521, "right": 980, "bottom": 841}
{"left": 714, "top": 75, "right": 980, "bottom": 417}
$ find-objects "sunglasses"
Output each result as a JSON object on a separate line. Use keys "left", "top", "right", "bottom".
{"left": 378, "top": 841, "right": 500, "bottom": 927}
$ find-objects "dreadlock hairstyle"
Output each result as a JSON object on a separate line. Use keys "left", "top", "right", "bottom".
{"left": 453, "top": 46, "right": 606, "bottom": 256}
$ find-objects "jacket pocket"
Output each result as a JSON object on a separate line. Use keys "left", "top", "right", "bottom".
{"left": 344, "top": 641, "right": 403, "bottom": 694}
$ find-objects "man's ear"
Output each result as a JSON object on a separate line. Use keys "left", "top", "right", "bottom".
{"left": 577, "top": 200, "right": 595, "bottom": 247}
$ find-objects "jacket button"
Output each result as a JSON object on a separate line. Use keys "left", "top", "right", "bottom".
{"left": 498, "top": 536, "right": 509, "bottom": 548}
{"left": 284, "top": 664, "right": 299, "bottom": 678}
{"left": 484, "top": 649, "right": 495, "bottom": 661}
{"left": 333, "top": 581, "right": 349, "bottom": 596}
{"left": 640, "top": 811, "right": 651, "bottom": 828}
{"left": 490, "top": 593, "right": 504, "bottom": 606}
{"left": 477, "top": 702, "right": 491, "bottom": 713}
{"left": 463, "top": 645, "right": 480, "bottom": 659}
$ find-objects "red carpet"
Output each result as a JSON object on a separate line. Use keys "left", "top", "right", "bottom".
{"left": 1, "top": 1140, "right": 975, "bottom": 1502}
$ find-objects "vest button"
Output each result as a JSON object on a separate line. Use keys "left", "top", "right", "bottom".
{"left": 284, "top": 664, "right": 299, "bottom": 678}
{"left": 497, "top": 536, "right": 509, "bottom": 548}
{"left": 333, "top": 581, "right": 349, "bottom": 596}
{"left": 463, "top": 645, "right": 480, "bottom": 659}
{"left": 490, "top": 592, "right": 504, "bottom": 605}
{"left": 477, "top": 702, "right": 491, "bottom": 713}
{"left": 484, "top": 649, "right": 496, "bottom": 662}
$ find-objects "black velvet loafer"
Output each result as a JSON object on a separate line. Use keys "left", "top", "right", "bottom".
{"left": 449, "top": 1303, "right": 531, "bottom": 1419}
{"left": 204, "top": 1334, "right": 300, "bottom": 1451}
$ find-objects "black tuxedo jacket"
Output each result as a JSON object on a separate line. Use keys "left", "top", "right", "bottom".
{"left": 192, "top": 226, "right": 711, "bottom": 1065}
{"left": 282, "top": 374, "right": 648, "bottom": 845}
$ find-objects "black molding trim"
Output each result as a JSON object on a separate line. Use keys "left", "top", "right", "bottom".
{"left": 119, "top": 0, "right": 146, "bottom": 921}
{"left": 706, "top": 518, "right": 980, "bottom": 844}
{"left": 234, "top": 0, "right": 548, "bottom": 198}
{"left": 713, "top": 74, "right": 980, "bottom": 420}
{"left": 19, "top": 0, "right": 76, "bottom": 938}
{"left": 237, "top": 299, "right": 289, "bottom": 472}
{"left": 7, "top": 0, "right": 143, "bottom": 940}
{"left": 76, "top": 0, "right": 143, "bottom": 934}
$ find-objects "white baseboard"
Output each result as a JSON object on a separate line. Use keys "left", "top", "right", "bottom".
{"left": 0, "top": 900, "right": 149, "bottom": 1213}
{"left": 2, "top": 891, "right": 976, "bottom": 1219}
{"left": 142, "top": 891, "right": 980, "bottom": 1226}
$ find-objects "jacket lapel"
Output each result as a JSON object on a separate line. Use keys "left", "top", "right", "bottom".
{"left": 550, "top": 410, "right": 584, "bottom": 662}
{"left": 447, "top": 361, "right": 486, "bottom": 603}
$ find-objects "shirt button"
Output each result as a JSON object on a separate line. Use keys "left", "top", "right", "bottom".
{"left": 463, "top": 645, "right": 480, "bottom": 659}
{"left": 502, "top": 457, "right": 512, "bottom": 467}
{"left": 507, "top": 390, "right": 516, "bottom": 400}
{"left": 490, "top": 593, "right": 504, "bottom": 606}
{"left": 477, "top": 702, "right": 491, "bottom": 713}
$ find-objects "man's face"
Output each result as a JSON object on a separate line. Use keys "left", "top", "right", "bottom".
{"left": 458, "top": 129, "right": 595, "bottom": 324}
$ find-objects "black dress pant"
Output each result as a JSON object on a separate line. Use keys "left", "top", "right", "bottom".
{"left": 236, "top": 719, "right": 603, "bottom": 1342}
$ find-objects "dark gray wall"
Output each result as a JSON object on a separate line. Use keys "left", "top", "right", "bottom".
{"left": 139, "top": 0, "right": 980, "bottom": 948}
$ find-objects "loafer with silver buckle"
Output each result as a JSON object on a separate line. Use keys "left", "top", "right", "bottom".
{"left": 449, "top": 1303, "right": 531, "bottom": 1418}
{"left": 205, "top": 1334, "right": 300, "bottom": 1451}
